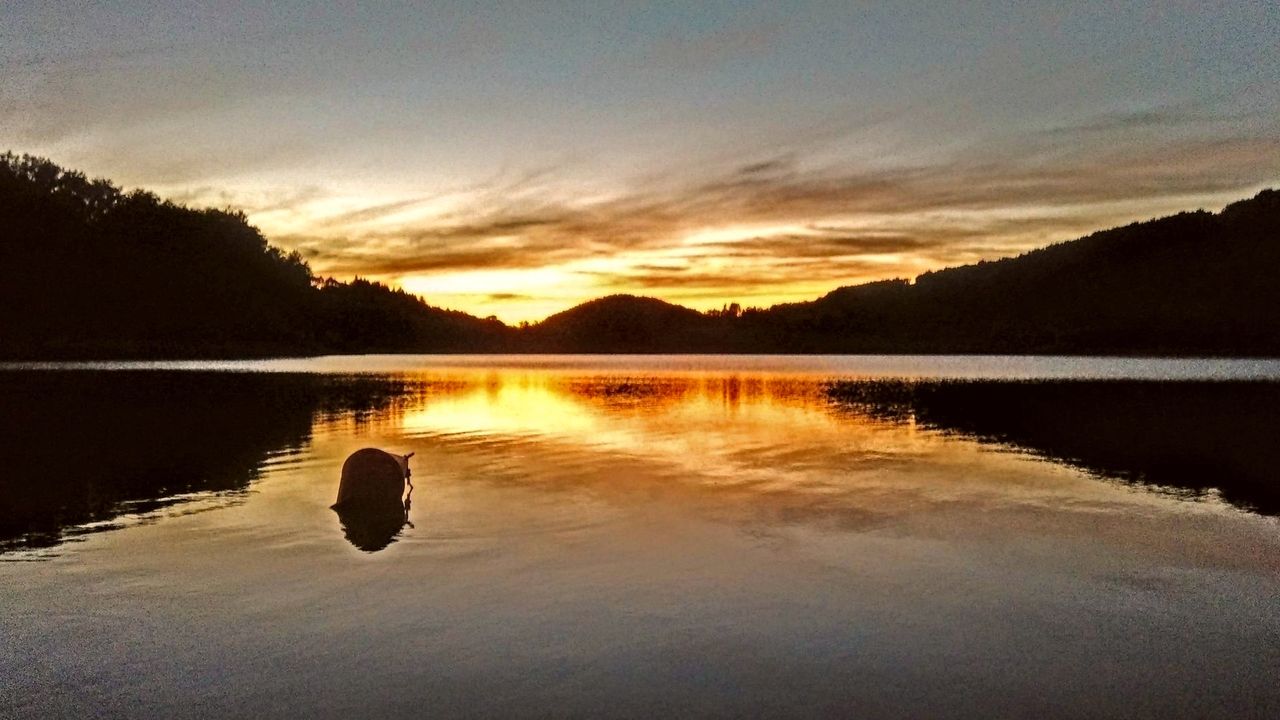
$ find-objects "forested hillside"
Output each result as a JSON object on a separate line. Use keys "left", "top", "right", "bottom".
{"left": 745, "top": 191, "right": 1280, "bottom": 355}
{"left": 3, "top": 152, "right": 1276, "bottom": 358}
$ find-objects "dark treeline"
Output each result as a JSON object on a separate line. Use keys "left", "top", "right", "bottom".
{"left": 749, "top": 189, "right": 1280, "bottom": 355}
{"left": 529, "top": 187, "right": 1280, "bottom": 355}
{"left": 3, "top": 152, "right": 1278, "bottom": 358}
{"left": 826, "top": 379, "right": 1280, "bottom": 515}
{"left": 0, "top": 153, "right": 511, "bottom": 358}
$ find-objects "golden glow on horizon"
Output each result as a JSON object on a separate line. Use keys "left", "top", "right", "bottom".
{"left": 399, "top": 267, "right": 578, "bottom": 297}
{"left": 9, "top": 3, "right": 1278, "bottom": 326}
{"left": 161, "top": 167, "right": 1279, "bottom": 326}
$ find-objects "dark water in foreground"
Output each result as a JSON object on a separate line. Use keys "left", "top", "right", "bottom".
{"left": 1, "top": 356, "right": 1278, "bottom": 719}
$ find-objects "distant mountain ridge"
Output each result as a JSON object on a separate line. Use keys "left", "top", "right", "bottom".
{"left": 525, "top": 295, "right": 718, "bottom": 353}
{"left": 2, "top": 151, "right": 1277, "bottom": 358}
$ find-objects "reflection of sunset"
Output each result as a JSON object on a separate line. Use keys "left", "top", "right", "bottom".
{"left": 363, "top": 369, "right": 1212, "bottom": 533}
{"left": 400, "top": 378, "right": 604, "bottom": 438}
{"left": 8, "top": 365, "right": 1280, "bottom": 719}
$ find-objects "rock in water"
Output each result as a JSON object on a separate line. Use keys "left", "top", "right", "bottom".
{"left": 334, "top": 448, "right": 411, "bottom": 507}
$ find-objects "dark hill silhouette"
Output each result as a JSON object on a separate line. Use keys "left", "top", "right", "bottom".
{"left": 531, "top": 190, "right": 1280, "bottom": 355}
{"left": 2, "top": 151, "right": 1278, "bottom": 358}
{"left": 754, "top": 191, "right": 1280, "bottom": 355}
{"left": 525, "top": 294, "right": 718, "bottom": 352}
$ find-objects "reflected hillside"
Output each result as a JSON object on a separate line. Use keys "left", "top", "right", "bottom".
{"left": 0, "top": 372, "right": 415, "bottom": 552}
{"left": 827, "top": 380, "right": 1280, "bottom": 515}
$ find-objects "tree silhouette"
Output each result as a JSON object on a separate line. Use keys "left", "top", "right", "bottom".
{"left": 0, "top": 153, "right": 510, "bottom": 358}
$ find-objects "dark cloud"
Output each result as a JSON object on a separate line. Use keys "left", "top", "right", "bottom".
{"left": 698, "top": 234, "right": 944, "bottom": 259}
{"left": 735, "top": 157, "right": 794, "bottom": 177}
{"left": 1037, "top": 100, "right": 1265, "bottom": 139}
{"left": 580, "top": 260, "right": 899, "bottom": 291}
{"left": 167, "top": 185, "right": 328, "bottom": 215}
{"left": 641, "top": 16, "right": 786, "bottom": 72}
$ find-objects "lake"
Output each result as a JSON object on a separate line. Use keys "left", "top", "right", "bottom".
{"left": 2, "top": 355, "right": 1278, "bottom": 719}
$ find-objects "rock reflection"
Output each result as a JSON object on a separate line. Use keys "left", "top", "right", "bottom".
{"left": 333, "top": 487, "right": 413, "bottom": 553}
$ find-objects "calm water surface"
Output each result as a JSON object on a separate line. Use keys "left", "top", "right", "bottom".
{"left": 2, "top": 356, "right": 1278, "bottom": 718}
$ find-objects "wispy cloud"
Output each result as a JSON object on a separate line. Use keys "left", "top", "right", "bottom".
{"left": 286, "top": 130, "right": 1279, "bottom": 298}
{"left": 640, "top": 16, "right": 786, "bottom": 73}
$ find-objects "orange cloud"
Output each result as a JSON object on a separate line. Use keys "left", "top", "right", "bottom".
{"left": 265, "top": 124, "right": 1278, "bottom": 322}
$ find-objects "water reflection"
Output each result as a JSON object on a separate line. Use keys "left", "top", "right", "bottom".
{"left": 5, "top": 361, "right": 1278, "bottom": 719}
{"left": 0, "top": 371, "right": 416, "bottom": 552}
{"left": 2, "top": 367, "right": 1278, "bottom": 555}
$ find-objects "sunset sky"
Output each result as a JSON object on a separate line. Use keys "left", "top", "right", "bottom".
{"left": 3, "top": 2, "right": 1278, "bottom": 322}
